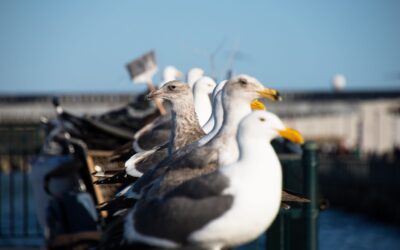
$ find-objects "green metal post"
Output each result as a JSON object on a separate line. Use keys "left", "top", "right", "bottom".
{"left": 302, "top": 142, "right": 319, "bottom": 250}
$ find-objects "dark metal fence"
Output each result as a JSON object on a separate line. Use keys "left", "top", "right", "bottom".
{"left": 319, "top": 153, "right": 400, "bottom": 223}
{"left": 0, "top": 124, "right": 44, "bottom": 247}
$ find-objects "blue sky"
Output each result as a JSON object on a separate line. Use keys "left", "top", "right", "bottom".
{"left": 0, "top": 0, "right": 399, "bottom": 93}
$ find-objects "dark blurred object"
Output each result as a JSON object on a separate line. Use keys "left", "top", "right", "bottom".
{"left": 51, "top": 95, "right": 159, "bottom": 150}
{"left": 272, "top": 138, "right": 303, "bottom": 154}
{"left": 31, "top": 120, "right": 101, "bottom": 249}
{"left": 126, "top": 50, "right": 157, "bottom": 84}
{"left": 88, "top": 93, "right": 160, "bottom": 133}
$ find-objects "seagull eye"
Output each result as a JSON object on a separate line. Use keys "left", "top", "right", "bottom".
{"left": 259, "top": 117, "right": 266, "bottom": 122}
{"left": 239, "top": 78, "right": 247, "bottom": 86}
{"left": 168, "top": 85, "right": 176, "bottom": 91}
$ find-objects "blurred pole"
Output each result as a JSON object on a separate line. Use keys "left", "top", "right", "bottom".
{"left": 302, "top": 142, "right": 319, "bottom": 250}
{"left": 146, "top": 81, "right": 167, "bottom": 115}
{"left": 226, "top": 70, "right": 233, "bottom": 80}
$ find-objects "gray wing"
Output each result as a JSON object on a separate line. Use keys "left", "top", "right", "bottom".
{"left": 165, "top": 172, "right": 231, "bottom": 199}
{"left": 133, "top": 172, "right": 233, "bottom": 244}
{"left": 130, "top": 141, "right": 201, "bottom": 194}
{"left": 143, "top": 144, "right": 219, "bottom": 197}
{"left": 134, "top": 143, "right": 169, "bottom": 174}
{"left": 170, "top": 144, "right": 218, "bottom": 170}
{"left": 136, "top": 117, "right": 172, "bottom": 151}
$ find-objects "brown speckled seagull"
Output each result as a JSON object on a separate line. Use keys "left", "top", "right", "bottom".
{"left": 95, "top": 80, "right": 207, "bottom": 185}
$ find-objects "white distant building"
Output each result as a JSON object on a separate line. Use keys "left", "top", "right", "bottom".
{"left": 268, "top": 91, "right": 400, "bottom": 154}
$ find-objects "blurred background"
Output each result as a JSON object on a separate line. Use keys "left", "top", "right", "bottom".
{"left": 0, "top": 0, "right": 399, "bottom": 249}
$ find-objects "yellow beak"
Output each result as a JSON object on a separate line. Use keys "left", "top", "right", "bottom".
{"left": 278, "top": 128, "right": 304, "bottom": 144}
{"left": 250, "top": 99, "right": 266, "bottom": 110}
{"left": 257, "top": 88, "right": 282, "bottom": 101}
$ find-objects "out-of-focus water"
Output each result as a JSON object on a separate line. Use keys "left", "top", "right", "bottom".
{"left": 319, "top": 209, "right": 400, "bottom": 250}
{"left": 237, "top": 209, "right": 400, "bottom": 250}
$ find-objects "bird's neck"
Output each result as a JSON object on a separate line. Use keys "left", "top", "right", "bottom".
{"left": 193, "top": 90, "right": 212, "bottom": 127}
{"left": 207, "top": 98, "right": 251, "bottom": 165}
{"left": 221, "top": 137, "right": 282, "bottom": 203}
{"left": 214, "top": 98, "right": 251, "bottom": 142}
{"left": 225, "top": 134, "right": 281, "bottom": 179}
{"left": 169, "top": 101, "right": 203, "bottom": 153}
{"left": 199, "top": 92, "right": 223, "bottom": 144}
{"left": 239, "top": 137, "right": 278, "bottom": 165}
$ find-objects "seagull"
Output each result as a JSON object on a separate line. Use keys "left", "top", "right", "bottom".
{"left": 95, "top": 80, "right": 206, "bottom": 185}
{"left": 111, "top": 79, "right": 223, "bottom": 180}
{"left": 106, "top": 66, "right": 183, "bottom": 163}
{"left": 133, "top": 73, "right": 212, "bottom": 153}
{"left": 130, "top": 75, "right": 281, "bottom": 199}
{"left": 132, "top": 66, "right": 184, "bottom": 153}
{"left": 125, "top": 78, "right": 215, "bottom": 176}
{"left": 187, "top": 67, "right": 204, "bottom": 88}
{"left": 125, "top": 80, "right": 206, "bottom": 177}
{"left": 160, "top": 66, "right": 183, "bottom": 86}
{"left": 192, "top": 76, "right": 217, "bottom": 127}
{"left": 95, "top": 75, "right": 216, "bottom": 185}
{"left": 99, "top": 110, "right": 304, "bottom": 250}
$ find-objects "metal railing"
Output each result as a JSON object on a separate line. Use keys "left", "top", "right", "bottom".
{"left": 265, "top": 142, "right": 319, "bottom": 250}
{"left": 0, "top": 124, "right": 44, "bottom": 247}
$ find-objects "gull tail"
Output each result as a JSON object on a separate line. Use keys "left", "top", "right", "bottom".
{"left": 93, "top": 171, "right": 138, "bottom": 185}
{"left": 97, "top": 196, "right": 137, "bottom": 211}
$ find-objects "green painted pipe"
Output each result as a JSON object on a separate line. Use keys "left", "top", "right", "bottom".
{"left": 303, "top": 142, "right": 319, "bottom": 250}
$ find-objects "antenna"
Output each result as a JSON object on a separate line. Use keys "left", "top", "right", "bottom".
{"left": 209, "top": 39, "right": 226, "bottom": 80}
{"left": 220, "top": 39, "right": 241, "bottom": 80}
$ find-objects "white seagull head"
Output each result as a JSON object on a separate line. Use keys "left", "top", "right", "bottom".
{"left": 187, "top": 68, "right": 205, "bottom": 88}
{"left": 192, "top": 76, "right": 217, "bottom": 96}
{"left": 161, "top": 66, "right": 182, "bottom": 86}
{"left": 222, "top": 74, "right": 281, "bottom": 105}
{"left": 239, "top": 110, "right": 304, "bottom": 144}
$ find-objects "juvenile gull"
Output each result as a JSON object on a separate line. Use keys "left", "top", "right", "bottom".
{"left": 95, "top": 81, "right": 206, "bottom": 186}
{"left": 107, "top": 66, "right": 183, "bottom": 163}
{"left": 126, "top": 77, "right": 216, "bottom": 175}
{"left": 126, "top": 80, "right": 206, "bottom": 176}
{"left": 133, "top": 73, "right": 211, "bottom": 153}
{"left": 95, "top": 77, "right": 216, "bottom": 186}
{"left": 99, "top": 111, "right": 303, "bottom": 250}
